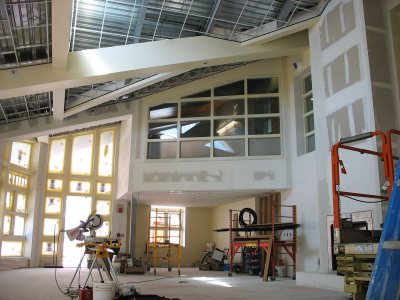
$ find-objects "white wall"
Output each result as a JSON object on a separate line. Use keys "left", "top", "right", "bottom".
{"left": 308, "top": 0, "right": 383, "bottom": 273}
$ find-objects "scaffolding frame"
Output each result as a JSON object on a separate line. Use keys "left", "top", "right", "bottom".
{"left": 270, "top": 204, "right": 297, "bottom": 280}
{"left": 146, "top": 207, "right": 182, "bottom": 275}
{"left": 227, "top": 208, "right": 272, "bottom": 277}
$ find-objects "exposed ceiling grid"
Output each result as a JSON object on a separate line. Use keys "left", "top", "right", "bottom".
{"left": 0, "top": 0, "right": 328, "bottom": 124}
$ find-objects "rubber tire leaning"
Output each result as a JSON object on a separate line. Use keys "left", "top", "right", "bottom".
{"left": 238, "top": 207, "right": 257, "bottom": 227}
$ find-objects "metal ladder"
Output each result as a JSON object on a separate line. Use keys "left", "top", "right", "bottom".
{"left": 366, "top": 159, "right": 400, "bottom": 300}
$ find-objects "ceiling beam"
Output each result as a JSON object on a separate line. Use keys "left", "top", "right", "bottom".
{"left": 242, "top": 18, "right": 319, "bottom": 46}
{"left": 133, "top": 0, "right": 149, "bottom": 44}
{"left": 276, "top": 0, "right": 296, "bottom": 27}
{"left": 0, "top": 34, "right": 308, "bottom": 99}
{"left": 63, "top": 71, "right": 187, "bottom": 118}
{"left": 52, "top": 0, "right": 73, "bottom": 70}
{"left": 51, "top": 0, "right": 73, "bottom": 120}
{"left": 52, "top": 89, "right": 65, "bottom": 120}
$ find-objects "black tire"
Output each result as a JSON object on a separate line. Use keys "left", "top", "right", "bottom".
{"left": 168, "top": 266, "right": 172, "bottom": 272}
{"left": 292, "top": 274, "right": 296, "bottom": 280}
{"left": 178, "top": 270, "right": 181, "bottom": 276}
{"left": 239, "top": 208, "right": 257, "bottom": 227}
{"left": 146, "top": 265, "right": 151, "bottom": 271}
{"left": 270, "top": 276, "right": 275, "bottom": 281}
{"left": 228, "top": 272, "right": 232, "bottom": 277}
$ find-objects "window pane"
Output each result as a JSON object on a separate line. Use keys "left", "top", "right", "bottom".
{"left": 182, "top": 90, "right": 211, "bottom": 98}
{"left": 214, "top": 80, "right": 244, "bottom": 96}
{"left": 42, "top": 242, "right": 57, "bottom": 255}
{"left": 71, "top": 134, "right": 94, "bottom": 175}
{"left": 5, "top": 192, "right": 12, "bottom": 209}
{"left": 181, "top": 101, "right": 210, "bottom": 118}
{"left": 213, "top": 139, "right": 245, "bottom": 157}
{"left": 96, "top": 221, "right": 110, "bottom": 237}
{"left": 47, "top": 179, "right": 63, "bottom": 192}
{"left": 248, "top": 117, "right": 280, "bottom": 135}
{"left": 248, "top": 97, "right": 279, "bottom": 114}
{"left": 248, "top": 77, "right": 279, "bottom": 94}
{"left": 96, "top": 200, "right": 111, "bottom": 216}
{"left": 97, "top": 182, "right": 112, "bottom": 195}
{"left": 69, "top": 180, "right": 91, "bottom": 193}
{"left": 13, "top": 216, "right": 25, "bottom": 236}
{"left": 147, "top": 142, "right": 176, "bottom": 159}
{"left": 149, "top": 103, "right": 178, "bottom": 120}
{"left": 249, "top": 138, "right": 281, "bottom": 156}
{"left": 170, "top": 230, "right": 180, "bottom": 244}
{"left": 10, "top": 142, "right": 31, "bottom": 168}
{"left": 305, "top": 114, "right": 315, "bottom": 133}
{"left": 214, "top": 119, "right": 245, "bottom": 136}
{"left": 8, "top": 173, "right": 28, "bottom": 188}
{"left": 306, "top": 134, "right": 316, "bottom": 153}
{"left": 3, "top": 215, "right": 11, "bottom": 235}
{"left": 48, "top": 139, "right": 66, "bottom": 174}
{"left": 16, "top": 194, "right": 26, "bottom": 213}
{"left": 214, "top": 99, "right": 244, "bottom": 116}
{"left": 304, "top": 94, "right": 313, "bottom": 113}
{"left": 1, "top": 241, "right": 23, "bottom": 256}
{"left": 45, "top": 197, "right": 62, "bottom": 214}
{"left": 98, "top": 130, "right": 114, "bottom": 177}
{"left": 148, "top": 122, "right": 178, "bottom": 139}
{"left": 180, "top": 141, "right": 210, "bottom": 158}
{"left": 43, "top": 218, "right": 59, "bottom": 236}
{"left": 304, "top": 75, "right": 312, "bottom": 93}
{"left": 180, "top": 120, "right": 210, "bottom": 138}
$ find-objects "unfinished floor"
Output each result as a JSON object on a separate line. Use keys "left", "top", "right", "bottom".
{"left": 0, "top": 267, "right": 350, "bottom": 300}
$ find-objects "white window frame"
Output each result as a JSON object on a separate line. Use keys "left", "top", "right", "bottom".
{"left": 303, "top": 74, "right": 315, "bottom": 153}
{"left": 146, "top": 77, "right": 282, "bottom": 159}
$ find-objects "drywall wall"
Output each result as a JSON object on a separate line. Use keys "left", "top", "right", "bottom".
{"left": 116, "top": 117, "right": 132, "bottom": 199}
{"left": 281, "top": 49, "right": 321, "bottom": 273}
{"left": 364, "top": 0, "right": 398, "bottom": 133}
{"left": 210, "top": 198, "right": 256, "bottom": 251}
{"left": 134, "top": 204, "right": 211, "bottom": 267}
{"left": 309, "top": 0, "right": 383, "bottom": 275}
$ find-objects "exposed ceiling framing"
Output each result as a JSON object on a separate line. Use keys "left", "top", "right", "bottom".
{"left": 0, "top": 0, "right": 329, "bottom": 125}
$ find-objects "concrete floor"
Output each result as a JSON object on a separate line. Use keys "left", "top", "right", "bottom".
{"left": 0, "top": 267, "right": 350, "bottom": 300}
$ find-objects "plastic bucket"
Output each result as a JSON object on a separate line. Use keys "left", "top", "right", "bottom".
{"left": 93, "top": 281, "right": 116, "bottom": 300}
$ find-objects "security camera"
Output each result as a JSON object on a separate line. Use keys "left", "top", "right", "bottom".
{"left": 292, "top": 59, "right": 303, "bottom": 71}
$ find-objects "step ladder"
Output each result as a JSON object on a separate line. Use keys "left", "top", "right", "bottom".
{"left": 366, "top": 159, "right": 400, "bottom": 300}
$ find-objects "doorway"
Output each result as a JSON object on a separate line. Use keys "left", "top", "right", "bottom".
{"left": 63, "top": 195, "right": 92, "bottom": 267}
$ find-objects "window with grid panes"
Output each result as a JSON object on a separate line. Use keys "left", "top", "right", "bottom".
{"left": 303, "top": 75, "right": 315, "bottom": 153}
{"left": 147, "top": 77, "right": 281, "bottom": 159}
{"left": 1, "top": 141, "right": 32, "bottom": 257}
{"left": 41, "top": 127, "right": 116, "bottom": 256}
{"left": 149, "top": 206, "right": 185, "bottom": 246}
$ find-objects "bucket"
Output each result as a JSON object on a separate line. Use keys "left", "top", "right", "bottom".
{"left": 223, "top": 260, "right": 229, "bottom": 272}
{"left": 93, "top": 281, "right": 116, "bottom": 300}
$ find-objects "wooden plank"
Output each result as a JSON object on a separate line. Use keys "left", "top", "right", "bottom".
{"left": 263, "top": 235, "right": 272, "bottom": 282}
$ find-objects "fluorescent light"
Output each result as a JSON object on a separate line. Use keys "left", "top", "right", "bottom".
{"left": 217, "top": 120, "right": 237, "bottom": 135}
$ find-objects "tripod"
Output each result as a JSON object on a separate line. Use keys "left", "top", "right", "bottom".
{"left": 66, "top": 244, "right": 120, "bottom": 299}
